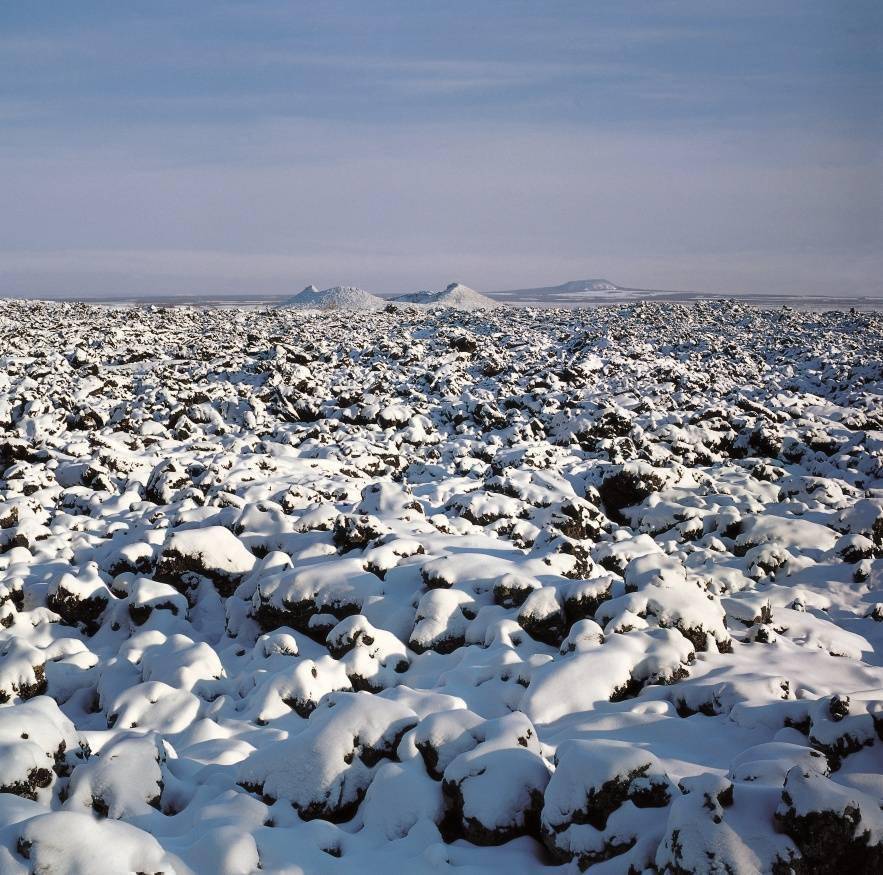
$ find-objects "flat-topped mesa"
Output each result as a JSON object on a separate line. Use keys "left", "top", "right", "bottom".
{"left": 553, "top": 278, "right": 619, "bottom": 292}
{"left": 494, "top": 277, "right": 621, "bottom": 299}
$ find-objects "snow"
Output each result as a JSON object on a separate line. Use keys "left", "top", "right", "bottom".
{"left": 14, "top": 811, "right": 186, "bottom": 875}
{"left": 0, "top": 297, "right": 881, "bottom": 871}
{"left": 238, "top": 692, "right": 418, "bottom": 819}
{"left": 64, "top": 732, "right": 165, "bottom": 818}
{"left": 157, "top": 526, "right": 256, "bottom": 591}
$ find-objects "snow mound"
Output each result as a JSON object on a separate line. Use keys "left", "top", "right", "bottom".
{"left": 392, "top": 282, "right": 499, "bottom": 310}
{"left": 278, "top": 285, "right": 384, "bottom": 310}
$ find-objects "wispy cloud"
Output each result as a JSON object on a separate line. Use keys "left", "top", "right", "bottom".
{"left": 0, "top": 1, "right": 880, "bottom": 296}
{"left": 1, "top": 115, "right": 879, "bottom": 296}
{"left": 3, "top": 246, "right": 881, "bottom": 299}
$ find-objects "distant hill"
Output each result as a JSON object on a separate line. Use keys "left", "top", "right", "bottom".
{"left": 391, "top": 282, "right": 499, "bottom": 310}
{"left": 495, "top": 278, "right": 620, "bottom": 297}
{"left": 277, "top": 285, "right": 384, "bottom": 310}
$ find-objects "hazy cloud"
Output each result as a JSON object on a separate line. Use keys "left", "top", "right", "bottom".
{"left": 1, "top": 1, "right": 880, "bottom": 297}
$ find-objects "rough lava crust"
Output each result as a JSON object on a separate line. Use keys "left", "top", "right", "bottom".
{"left": 0, "top": 298, "right": 881, "bottom": 873}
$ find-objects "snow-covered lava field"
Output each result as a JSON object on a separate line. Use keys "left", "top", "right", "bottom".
{"left": 0, "top": 297, "right": 882, "bottom": 874}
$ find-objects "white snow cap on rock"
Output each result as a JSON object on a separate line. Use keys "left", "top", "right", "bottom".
{"left": 160, "top": 526, "right": 256, "bottom": 579}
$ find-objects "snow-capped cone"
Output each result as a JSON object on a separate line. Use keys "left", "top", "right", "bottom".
{"left": 434, "top": 282, "right": 499, "bottom": 309}
{"left": 391, "top": 281, "right": 498, "bottom": 310}
{"left": 277, "top": 285, "right": 384, "bottom": 310}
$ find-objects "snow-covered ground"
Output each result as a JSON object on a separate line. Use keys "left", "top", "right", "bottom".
{"left": 0, "top": 298, "right": 881, "bottom": 873}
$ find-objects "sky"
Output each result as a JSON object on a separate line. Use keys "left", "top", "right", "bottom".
{"left": 1, "top": 1, "right": 881, "bottom": 298}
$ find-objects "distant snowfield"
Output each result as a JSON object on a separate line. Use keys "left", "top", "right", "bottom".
{"left": 0, "top": 299, "right": 881, "bottom": 873}
{"left": 488, "top": 279, "right": 883, "bottom": 311}
{"left": 9, "top": 278, "right": 882, "bottom": 311}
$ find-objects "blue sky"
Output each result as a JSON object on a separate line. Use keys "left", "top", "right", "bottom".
{"left": 1, "top": 1, "right": 881, "bottom": 296}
